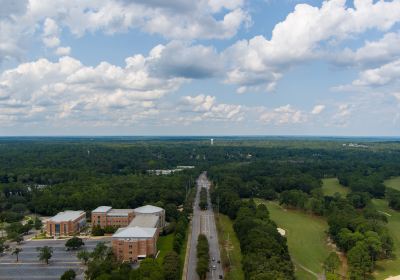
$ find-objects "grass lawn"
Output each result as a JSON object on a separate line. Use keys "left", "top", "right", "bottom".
{"left": 215, "top": 214, "right": 245, "bottom": 280}
{"left": 372, "top": 199, "right": 400, "bottom": 280}
{"left": 321, "top": 178, "right": 349, "bottom": 197}
{"left": 156, "top": 233, "right": 174, "bottom": 265}
{"left": 255, "top": 199, "right": 332, "bottom": 280}
{"left": 384, "top": 177, "right": 400, "bottom": 191}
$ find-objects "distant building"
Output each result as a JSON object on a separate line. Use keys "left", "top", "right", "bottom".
{"left": 211, "top": 138, "right": 214, "bottom": 145}
{"left": 134, "top": 205, "right": 165, "bottom": 228}
{"left": 112, "top": 226, "right": 159, "bottom": 262}
{"left": 46, "top": 210, "right": 86, "bottom": 237}
{"left": 147, "top": 165, "right": 195, "bottom": 175}
{"left": 91, "top": 206, "right": 135, "bottom": 228}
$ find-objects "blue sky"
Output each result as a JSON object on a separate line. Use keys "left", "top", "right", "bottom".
{"left": 0, "top": 0, "right": 399, "bottom": 136}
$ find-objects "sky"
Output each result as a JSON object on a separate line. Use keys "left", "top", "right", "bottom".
{"left": 0, "top": 0, "right": 400, "bottom": 136}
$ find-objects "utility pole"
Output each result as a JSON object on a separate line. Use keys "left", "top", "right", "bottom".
{"left": 217, "top": 195, "right": 220, "bottom": 218}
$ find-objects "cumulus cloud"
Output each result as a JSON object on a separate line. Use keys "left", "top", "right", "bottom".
{"left": 350, "top": 59, "right": 400, "bottom": 87}
{"left": 335, "top": 32, "right": 400, "bottom": 68}
{"left": 55, "top": 46, "right": 71, "bottom": 56}
{"left": 0, "top": 0, "right": 249, "bottom": 63}
{"left": 150, "top": 41, "right": 223, "bottom": 79}
{"left": 0, "top": 50, "right": 186, "bottom": 126}
{"left": 179, "top": 94, "right": 243, "bottom": 122}
{"left": 260, "top": 105, "right": 306, "bottom": 124}
{"left": 311, "top": 105, "right": 325, "bottom": 115}
{"left": 222, "top": 0, "right": 400, "bottom": 93}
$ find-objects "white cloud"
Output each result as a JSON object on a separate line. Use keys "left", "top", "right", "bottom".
{"left": 150, "top": 41, "right": 223, "bottom": 79}
{"left": 260, "top": 104, "right": 306, "bottom": 124}
{"left": 0, "top": 50, "right": 186, "bottom": 125}
{"left": 207, "top": 0, "right": 245, "bottom": 13}
{"left": 222, "top": 0, "right": 400, "bottom": 93}
{"left": 0, "top": 0, "right": 249, "bottom": 63}
{"left": 335, "top": 32, "right": 400, "bottom": 67}
{"left": 55, "top": 46, "right": 71, "bottom": 56}
{"left": 351, "top": 59, "right": 400, "bottom": 87}
{"left": 393, "top": 92, "right": 400, "bottom": 103}
{"left": 42, "top": 18, "right": 61, "bottom": 48}
{"left": 179, "top": 94, "right": 243, "bottom": 122}
{"left": 311, "top": 104, "right": 325, "bottom": 115}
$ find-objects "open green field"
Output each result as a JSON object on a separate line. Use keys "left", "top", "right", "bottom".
{"left": 156, "top": 233, "right": 174, "bottom": 265}
{"left": 255, "top": 199, "right": 332, "bottom": 280}
{"left": 384, "top": 177, "right": 400, "bottom": 191}
{"left": 372, "top": 199, "right": 400, "bottom": 280}
{"left": 322, "top": 178, "right": 349, "bottom": 197}
{"left": 216, "top": 214, "right": 245, "bottom": 280}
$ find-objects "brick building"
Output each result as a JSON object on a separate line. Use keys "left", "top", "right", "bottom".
{"left": 46, "top": 210, "right": 86, "bottom": 237}
{"left": 112, "top": 226, "right": 159, "bottom": 262}
{"left": 91, "top": 206, "right": 135, "bottom": 228}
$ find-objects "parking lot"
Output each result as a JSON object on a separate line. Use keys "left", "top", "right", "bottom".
{"left": 0, "top": 238, "right": 110, "bottom": 280}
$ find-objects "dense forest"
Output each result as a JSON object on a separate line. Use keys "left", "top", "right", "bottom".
{"left": 208, "top": 140, "right": 400, "bottom": 280}
{"left": 1, "top": 138, "right": 400, "bottom": 279}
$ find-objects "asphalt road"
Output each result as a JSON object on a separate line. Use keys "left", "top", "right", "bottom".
{"left": 186, "top": 172, "right": 223, "bottom": 280}
{"left": 0, "top": 238, "right": 110, "bottom": 280}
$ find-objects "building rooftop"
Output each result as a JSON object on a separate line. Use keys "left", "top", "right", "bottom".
{"left": 48, "top": 210, "right": 85, "bottom": 222}
{"left": 128, "top": 215, "right": 159, "bottom": 228}
{"left": 92, "top": 206, "right": 112, "bottom": 213}
{"left": 134, "top": 205, "right": 164, "bottom": 214}
{"left": 108, "top": 209, "right": 135, "bottom": 216}
{"left": 112, "top": 226, "right": 157, "bottom": 239}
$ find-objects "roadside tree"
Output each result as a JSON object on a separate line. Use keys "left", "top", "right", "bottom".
{"left": 37, "top": 246, "right": 53, "bottom": 264}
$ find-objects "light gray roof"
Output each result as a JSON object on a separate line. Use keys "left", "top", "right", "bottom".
{"left": 107, "top": 209, "right": 134, "bottom": 216}
{"left": 134, "top": 205, "right": 164, "bottom": 214}
{"left": 92, "top": 206, "right": 112, "bottom": 213}
{"left": 49, "top": 211, "right": 85, "bottom": 222}
{"left": 128, "top": 215, "right": 159, "bottom": 228}
{"left": 112, "top": 226, "right": 157, "bottom": 239}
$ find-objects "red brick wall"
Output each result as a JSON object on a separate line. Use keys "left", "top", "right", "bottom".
{"left": 112, "top": 234, "right": 157, "bottom": 262}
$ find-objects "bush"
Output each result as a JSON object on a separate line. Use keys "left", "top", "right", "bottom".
{"left": 103, "top": 225, "right": 117, "bottom": 234}
{"left": 60, "top": 269, "right": 76, "bottom": 280}
{"left": 65, "top": 237, "right": 85, "bottom": 250}
{"left": 91, "top": 225, "right": 104, "bottom": 236}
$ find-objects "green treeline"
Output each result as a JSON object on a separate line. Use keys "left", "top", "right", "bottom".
{"left": 208, "top": 144, "right": 400, "bottom": 280}
{"left": 199, "top": 188, "right": 208, "bottom": 210}
{"left": 234, "top": 200, "right": 295, "bottom": 280}
{"left": 196, "top": 234, "right": 210, "bottom": 280}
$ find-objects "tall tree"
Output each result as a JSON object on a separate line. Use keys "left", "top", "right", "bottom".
{"left": 12, "top": 247, "right": 22, "bottom": 262}
{"left": 37, "top": 246, "right": 53, "bottom": 265}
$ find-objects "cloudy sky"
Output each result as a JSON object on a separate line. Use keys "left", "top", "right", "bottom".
{"left": 0, "top": 0, "right": 399, "bottom": 136}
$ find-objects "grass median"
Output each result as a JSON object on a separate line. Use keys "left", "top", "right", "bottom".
{"left": 215, "top": 213, "right": 244, "bottom": 280}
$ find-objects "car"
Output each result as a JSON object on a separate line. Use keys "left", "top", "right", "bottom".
{"left": 212, "top": 257, "right": 215, "bottom": 261}
{"left": 217, "top": 260, "right": 221, "bottom": 264}
{"left": 219, "top": 275, "right": 223, "bottom": 279}
{"left": 212, "top": 265, "right": 217, "bottom": 270}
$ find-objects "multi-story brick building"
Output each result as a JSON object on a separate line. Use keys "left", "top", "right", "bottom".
{"left": 91, "top": 206, "right": 135, "bottom": 228}
{"left": 112, "top": 226, "right": 159, "bottom": 262}
{"left": 91, "top": 204, "right": 165, "bottom": 263}
{"left": 46, "top": 210, "right": 86, "bottom": 237}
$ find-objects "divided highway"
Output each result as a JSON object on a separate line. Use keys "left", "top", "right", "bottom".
{"left": 185, "top": 172, "right": 224, "bottom": 280}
